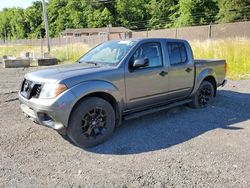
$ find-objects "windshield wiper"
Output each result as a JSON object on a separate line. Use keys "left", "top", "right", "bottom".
{"left": 83, "top": 61, "right": 99, "bottom": 66}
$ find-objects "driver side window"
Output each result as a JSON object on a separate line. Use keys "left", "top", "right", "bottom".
{"left": 130, "top": 43, "right": 163, "bottom": 70}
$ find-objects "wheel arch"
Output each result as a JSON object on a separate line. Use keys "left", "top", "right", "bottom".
{"left": 191, "top": 68, "right": 217, "bottom": 97}
{"left": 68, "top": 81, "right": 124, "bottom": 127}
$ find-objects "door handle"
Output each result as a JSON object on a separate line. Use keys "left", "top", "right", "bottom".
{"left": 159, "top": 71, "right": 168, "bottom": 77}
{"left": 185, "top": 67, "right": 192, "bottom": 73}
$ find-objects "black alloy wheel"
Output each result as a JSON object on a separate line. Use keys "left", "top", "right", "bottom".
{"left": 198, "top": 85, "right": 213, "bottom": 107}
{"left": 67, "top": 97, "right": 115, "bottom": 148}
{"left": 189, "top": 81, "right": 215, "bottom": 108}
{"left": 81, "top": 107, "right": 107, "bottom": 139}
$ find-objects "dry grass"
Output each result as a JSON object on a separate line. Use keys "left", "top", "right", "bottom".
{"left": 0, "top": 43, "right": 90, "bottom": 63}
{"left": 190, "top": 39, "right": 250, "bottom": 80}
{"left": 0, "top": 44, "right": 35, "bottom": 57}
{"left": 50, "top": 43, "right": 90, "bottom": 62}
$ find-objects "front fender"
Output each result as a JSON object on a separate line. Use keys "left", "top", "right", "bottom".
{"left": 68, "top": 80, "right": 124, "bottom": 115}
{"left": 191, "top": 68, "right": 217, "bottom": 96}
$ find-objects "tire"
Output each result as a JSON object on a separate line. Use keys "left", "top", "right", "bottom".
{"left": 67, "top": 97, "right": 115, "bottom": 148}
{"left": 189, "top": 81, "right": 215, "bottom": 108}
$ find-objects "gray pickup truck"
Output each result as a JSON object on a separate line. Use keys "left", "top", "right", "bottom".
{"left": 19, "top": 38, "right": 227, "bottom": 148}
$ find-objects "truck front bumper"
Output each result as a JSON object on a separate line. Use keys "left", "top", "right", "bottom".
{"left": 18, "top": 90, "right": 76, "bottom": 130}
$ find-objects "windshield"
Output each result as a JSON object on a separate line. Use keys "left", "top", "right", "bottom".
{"left": 79, "top": 40, "right": 136, "bottom": 66}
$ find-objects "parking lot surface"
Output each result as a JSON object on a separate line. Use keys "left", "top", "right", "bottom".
{"left": 0, "top": 66, "right": 250, "bottom": 187}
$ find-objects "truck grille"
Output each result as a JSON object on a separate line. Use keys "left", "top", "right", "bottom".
{"left": 21, "top": 79, "right": 42, "bottom": 99}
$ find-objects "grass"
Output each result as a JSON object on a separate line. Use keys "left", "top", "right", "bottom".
{"left": 50, "top": 43, "right": 90, "bottom": 63}
{"left": 190, "top": 39, "right": 250, "bottom": 80}
{"left": 0, "top": 43, "right": 90, "bottom": 64}
{"left": 1, "top": 39, "right": 250, "bottom": 80}
{"left": 0, "top": 44, "right": 32, "bottom": 57}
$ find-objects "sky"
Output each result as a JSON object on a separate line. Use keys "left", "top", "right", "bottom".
{"left": 0, "top": 0, "right": 36, "bottom": 10}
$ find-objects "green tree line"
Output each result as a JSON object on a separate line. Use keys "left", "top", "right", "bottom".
{"left": 0, "top": 0, "right": 249, "bottom": 39}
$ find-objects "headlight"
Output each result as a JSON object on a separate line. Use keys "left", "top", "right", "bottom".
{"left": 39, "top": 83, "right": 67, "bottom": 99}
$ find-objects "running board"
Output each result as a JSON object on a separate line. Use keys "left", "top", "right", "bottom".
{"left": 123, "top": 99, "right": 192, "bottom": 121}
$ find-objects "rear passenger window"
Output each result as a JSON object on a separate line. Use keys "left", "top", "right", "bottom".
{"left": 167, "top": 42, "right": 187, "bottom": 65}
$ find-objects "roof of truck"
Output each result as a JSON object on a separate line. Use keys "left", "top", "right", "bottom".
{"left": 118, "top": 38, "right": 188, "bottom": 43}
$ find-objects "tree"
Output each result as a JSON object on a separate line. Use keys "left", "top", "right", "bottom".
{"left": 47, "top": 0, "right": 68, "bottom": 37}
{"left": 176, "top": 0, "right": 219, "bottom": 27}
{"left": 115, "top": 0, "right": 149, "bottom": 29}
{"left": 217, "top": 0, "right": 250, "bottom": 23}
{"left": 0, "top": 9, "right": 12, "bottom": 39}
{"left": 24, "top": 1, "right": 44, "bottom": 38}
{"left": 48, "top": 0, "right": 95, "bottom": 37}
{"left": 87, "top": 8, "right": 114, "bottom": 28}
{"left": 146, "top": 0, "right": 178, "bottom": 29}
{"left": 0, "top": 8, "right": 27, "bottom": 39}
{"left": 9, "top": 8, "right": 27, "bottom": 39}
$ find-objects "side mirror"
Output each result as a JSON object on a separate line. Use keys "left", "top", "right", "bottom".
{"left": 133, "top": 58, "right": 149, "bottom": 68}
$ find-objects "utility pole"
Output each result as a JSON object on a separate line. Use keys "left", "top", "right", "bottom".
{"left": 107, "top": 24, "right": 111, "bottom": 41}
{"left": 40, "top": 32, "right": 44, "bottom": 58}
{"left": 208, "top": 24, "right": 212, "bottom": 40}
{"left": 4, "top": 27, "right": 8, "bottom": 55}
{"left": 4, "top": 27, "right": 7, "bottom": 44}
{"left": 42, "top": 0, "right": 50, "bottom": 53}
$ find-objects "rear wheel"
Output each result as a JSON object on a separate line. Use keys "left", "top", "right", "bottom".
{"left": 67, "top": 97, "right": 115, "bottom": 148}
{"left": 189, "top": 81, "right": 215, "bottom": 108}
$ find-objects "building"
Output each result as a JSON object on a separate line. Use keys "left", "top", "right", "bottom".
{"left": 60, "top": 27, "right": 131, "bottom": 39}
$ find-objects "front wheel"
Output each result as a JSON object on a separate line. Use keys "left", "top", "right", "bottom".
{"left": 67, "top": 97, "right": 115, "bottom": 148}
{"left": 189, "top": 81, "right": 215, "bottom": 108}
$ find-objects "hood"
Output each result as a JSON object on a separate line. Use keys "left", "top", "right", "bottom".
{"left": 25, "top": 63, "right": 113, "bottom": 84}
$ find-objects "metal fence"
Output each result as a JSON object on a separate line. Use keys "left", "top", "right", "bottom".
{"left": 0, "top": 34, "right": 108, "bottom": 48}
{"left": 132, "top": 21, "right": 250, "bottom": 41}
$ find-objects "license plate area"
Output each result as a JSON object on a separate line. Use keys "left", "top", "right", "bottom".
{"left": 20, "top": 104, "right": 36, "bottom": 119}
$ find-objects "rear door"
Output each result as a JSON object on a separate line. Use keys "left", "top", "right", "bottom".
{"left": 125, "top": 42, "right": 169, "bottom": 110}
{"left": 166, "top": 41, "right": 194, "bottom": 99}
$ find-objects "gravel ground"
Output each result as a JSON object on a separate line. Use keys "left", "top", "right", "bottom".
{"left": 0, "top": 66, "right": 250, "bottom": 188}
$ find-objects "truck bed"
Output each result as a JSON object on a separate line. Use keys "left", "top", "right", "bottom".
{"left": 194, "top": 59, "right": 226, "bottom": 87}
{"left": 194, "top": 59, "right": 225, "bottom": 64}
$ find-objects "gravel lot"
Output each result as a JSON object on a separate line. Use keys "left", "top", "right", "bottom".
{"left": 0, "top": 66, "right": 250, "bottom": 188}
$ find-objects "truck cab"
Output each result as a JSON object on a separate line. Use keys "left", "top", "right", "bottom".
{"left": 123, "top": 39, "right": 195, "bottom": 110}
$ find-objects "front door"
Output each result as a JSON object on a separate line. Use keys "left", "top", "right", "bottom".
{"left": 125, "top": 42, "right": 169, "bottom": 110}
